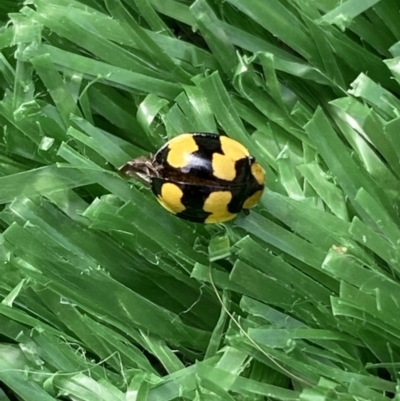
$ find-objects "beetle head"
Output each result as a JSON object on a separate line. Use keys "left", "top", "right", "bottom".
{"left": 119, "top": 156, "right": 160, "bottom": 186}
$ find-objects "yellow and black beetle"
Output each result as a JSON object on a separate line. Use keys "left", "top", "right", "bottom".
{"left": 119, "top": 132, "right": 265, "bottom": 223}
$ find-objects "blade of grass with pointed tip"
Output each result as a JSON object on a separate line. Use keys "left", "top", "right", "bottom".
{"left": 297, "top": 162, "right": 349, "bottom": 221}
{"left": 190, "top": 0, "right": 236, "bottom": 79}
{"left": 132, "top": 0, "right": 173, "bottom": 37}
{"left": 31, "top": 54, "right": 81, "bottom": 125}
{"left": 22, "top": 43, "right": 182, "bottom": 99}
{"left": 322, "top": 0, "right": 381, "bottom": 29}
{"left": 305, "top": 107, "right": 398, "bottom": 222}
{"left": 329, "top": 98, "right": 400, "bottom": 182}
{"left": 105, "top": 0, "right": 191, "bottom": 83}
{"left": 0, "top": 165, "right": 96, "bottom": 204}
{"left": 225, "top": 0, "right": 315, "bottom": 60}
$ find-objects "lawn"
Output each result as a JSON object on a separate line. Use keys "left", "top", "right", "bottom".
{"left": 1, "top": 0, "right": 400, "bottom": 400}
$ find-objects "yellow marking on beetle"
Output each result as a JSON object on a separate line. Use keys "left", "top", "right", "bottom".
{"left": 157, "top": 183, "right": 185, "bottom": 214}
{"left": 251, "top": 162, "right": 265, "bottom": 186}
{"left": 203, "top": 191, "right": 237, "bottom": 223}
{"left": 212, "top": 153, "right": 237, "bottom": 181}
{"left": 220, "top": 136, "right": 250, "bottom": 160}
{"left": 243, "top": 190, "right": 263, "bottom": 209}
{"left": 212, "top": 136, "right": 251, "bottom": 181}
{"left": 166, "top": 134, "right": 198, "bottom": 168}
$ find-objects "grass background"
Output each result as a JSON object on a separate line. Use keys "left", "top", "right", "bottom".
{"left": 1, "top": 0, "right": 400, "bottom": 399}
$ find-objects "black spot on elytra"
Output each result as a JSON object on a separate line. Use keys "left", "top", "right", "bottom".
{"left": 177, "top": 182, "right": 213, "bottom": 222}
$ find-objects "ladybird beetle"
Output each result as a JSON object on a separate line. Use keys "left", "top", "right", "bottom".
{"left": 119, "top": 133, "right": 265, "bottom": 223}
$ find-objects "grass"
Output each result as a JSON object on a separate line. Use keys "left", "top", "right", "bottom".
{"left": 0, "top": 0, "right": 400, "bottom": 399}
